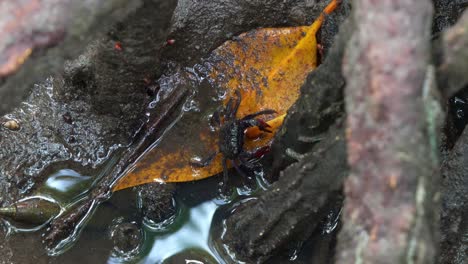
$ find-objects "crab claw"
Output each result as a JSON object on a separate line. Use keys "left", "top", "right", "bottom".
{"left": 251, "top": 145, "right": 271, "bottom": 159}
{"left": 255, "top": 118, "right": 273, "bottom": 133}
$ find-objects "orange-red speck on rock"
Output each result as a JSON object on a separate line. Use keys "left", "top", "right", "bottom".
{"left": 114, "top": 42, "right": 122, "bottom": 51}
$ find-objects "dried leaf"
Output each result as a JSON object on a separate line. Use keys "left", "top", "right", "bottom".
{"left": 113, "top": 0, "right": 339, "bottom": 191}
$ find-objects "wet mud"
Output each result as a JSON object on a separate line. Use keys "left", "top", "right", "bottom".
{"left": 0, "top": 0, "right": 177, "bottom": 262}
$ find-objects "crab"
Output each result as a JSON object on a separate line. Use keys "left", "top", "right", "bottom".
{"left": 191, "top": 90, "right": 276, "bottom": 186}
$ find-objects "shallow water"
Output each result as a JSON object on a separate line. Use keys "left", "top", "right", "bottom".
{"left": 49, "top": 175, "right": 240, "bottom": 264}
{"left": 3, "top": 162, "right": 341, "bottom": 264}
{"left": 140, "top": 200, "right": 219, "bottom": 263}
{"left": 41, "top": 169, "right": 94, "bottom": 204}
{"left": 23, "top": 165, "right": 264, "bottom": 263}
{"left": 1, "top": 61, "right": 342, "bottom": 263}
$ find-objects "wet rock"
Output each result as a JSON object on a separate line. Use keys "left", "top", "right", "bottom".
{"left": 0, "top": 0, "right": 144, "bottom": 115}
{"left": 136, "top": 183, "right": 177, "bottom": 224}
{"left": 432, "top": 0, "right": 467, "bottom": 34}
{"left": 0, "top": 0, "right": 177, "bottom": 262}
{"left": 440, "top": 10, "right": 468, "bottom": 98}
{"left": 317, "top": 0, "right": 352, "bottom": 58}
{"left": 110, "top": 221, "right": 142, "bottom": 254}
{"left": 62, "top": 112, "right": 73, "bottom": 125}
{"left": 43, "top": 74, "right": 190, "bottom": 253}
{"left": 269, "top": 13, "right": 351, "bottom": 181}
{"left": 0, "top": 0, "right": 178, "bottom": 205}
{"left": 164, "top": 0, "right": 342, "bottom": 65}
{"left": 219, "top": 122, "right": 347, "bottom": 263}
{"left": 440, "top": 125, "right": 468, "bottom": 264}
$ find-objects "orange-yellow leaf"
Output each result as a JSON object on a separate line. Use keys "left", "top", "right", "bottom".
{"left": 113, "top": 0, "right": 339, "bottom": 191}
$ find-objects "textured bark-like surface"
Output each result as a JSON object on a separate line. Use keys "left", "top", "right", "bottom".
{"left": 440, "top": 10, "right": 468, "bottom": 98}
{"left": 338, "top": 1, "right": 439, "bottom": 263}
{"left": 439, "top": 126, "right": 468, "bottom": 264}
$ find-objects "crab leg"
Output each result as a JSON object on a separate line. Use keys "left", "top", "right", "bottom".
{"left": 232, "top": 159, "right": 249, "bottom": 178}
{"left": 238, "top": 155, "right": 257, "bottom": 169}
{"left": 243, "top": 118, "right": 273, "bottom": 133}
{"left": 210, "top": 110, "right": 221, "bottom": 127}
{"left": 222, "top": 157, "right": 229, "bottom": 186}
{"left": 241, "top": 109, "right": 277, "bottom": 120}
{"left": 225, "top": 90, "right": 242, "bottom": 120}
{"left": 241, "top": 146, "right": 271, "bottom": 161}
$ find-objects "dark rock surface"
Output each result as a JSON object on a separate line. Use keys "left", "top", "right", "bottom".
{"left": 0, "top": 0, "right": 177, "bottom": 207}
{"left": 440, "top": 10, "right": 468, "bottom": 98}
{"left": 163, "top": 0, "right": 340, "bottom": 65}
{"left": 110, "top": 221, "right": 142, "bottom": 254}
{"left": 220, "top": 123, "right": 347, "bottom": 263}
{"left": 0, "top": 0, "right": 143, "bottom": 115}
{"left": 137, "top": 183, "right": 176, "bottom": 223}
{"left": 440, "top": 126, "right": 468, "bottom": 264}
{"left": 435, "top": 7, "right": 468, "bottom": 264}
{"left": 432, "top": 0, "right": 468, "bottom": 35}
